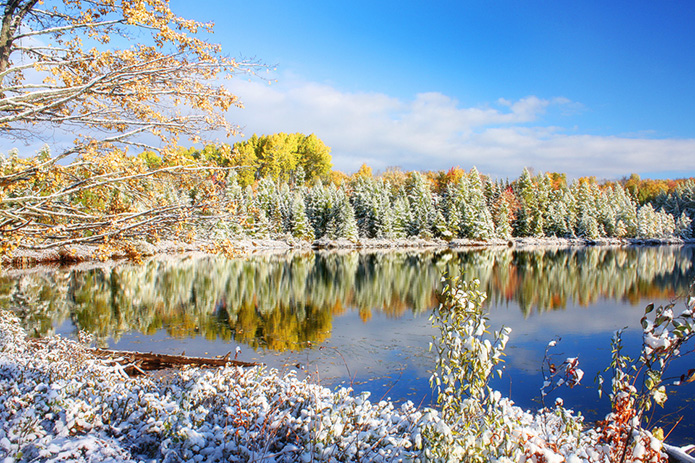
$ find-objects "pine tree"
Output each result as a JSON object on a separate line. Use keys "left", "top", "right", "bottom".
{"left": 349, "top": 176, "right": 373, "bottom": 237}
{"left": 460, "top": 167, "right": 496, "bottom": 240}
{"left": 405, "top": 171, "right": 436, "bottom": 237}
{"left": 442, "top": 182, "right": 463, "bottom": 236}
{"left": 493, "top": 194, "right": 513, "bottom": 239}
{"left": 391, "top": 191, "right": 411, "bottom": 238}
{"left": 289, "top": 192, "right": 313, "bottom": 241}
{"left": 214, "top": 172, "right": 245, "bottom": 239}
{"left": 578, "top": 214, "right": 600, "bottom": 239}
{"left": 243, "top": 186, "right": 270, "bottom": 238}
{"left": 305, "top": 183, "right": 334, "bottom": 238}
{"left": 637, "top": 203, "right": 658, "bottom": 238}
{"left": 327, "top": 191, "right": 358, "bottom": 241}
{"left": 611, "top": 184, "right": 638, "bottom": 238}
{"left": 676, "top": 211, "right": 693, "bottom": 238}
{"left": 513, "top": 168, "right": 538, "bottom": 237}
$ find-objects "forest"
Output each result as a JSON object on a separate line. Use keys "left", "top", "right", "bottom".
{"left": 2, "top": 138, "right": 694, "bottom": 258}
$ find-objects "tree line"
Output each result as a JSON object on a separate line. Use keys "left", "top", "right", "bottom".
{"left": 2, "top": 142, "right": 694, "bottom": 255}
{"left": 210, "top": 162, "right": 695, "bottom": 243}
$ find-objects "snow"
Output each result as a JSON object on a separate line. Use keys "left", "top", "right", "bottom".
{"left": 0, "top": 310, "right": 672, "bottom": 462}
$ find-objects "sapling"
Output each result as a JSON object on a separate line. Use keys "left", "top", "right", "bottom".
{"left": 540, "top": 337, "right": 585, "bottom": 407}
{"left": 427, "top": 274, "right": 519, "bottom": 461}
{"left": 596, "top": 279, "right": 695, "bottom": 462}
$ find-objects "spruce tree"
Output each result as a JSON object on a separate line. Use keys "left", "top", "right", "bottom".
{"left": 289, "top": 192, "right": 314, "bottom": 241}
{"left": 391, "top": 191, "right": 411, "bottom": 238}
{"left": 493, "top": 194, "right": 513, "bottom": 239}
{"left": 405, "top": 171, "right": 436, "bottom": 237}
{"left": 676, "top": 211, "right": 693, "bottom": 238}
{"left": 460, "top": 167, "right": 496, "bottom": 240}
{"left": 513, "top": 168, "right": 538, "bottom": 237}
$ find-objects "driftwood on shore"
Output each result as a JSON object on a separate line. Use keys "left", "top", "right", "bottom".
{"left": 90, "top": 348, "right": 260, "bottom": 376}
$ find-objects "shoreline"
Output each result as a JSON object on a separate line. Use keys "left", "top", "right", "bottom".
{"left": 3, "top": 235, "right": 694, "bottom": 268}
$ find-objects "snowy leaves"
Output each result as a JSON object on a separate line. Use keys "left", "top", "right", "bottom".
{"left": 428, "top": 275, "right": 521, "bottom": 461}
{"left": 540, "top": 338, "right": 584, "bottom": 401}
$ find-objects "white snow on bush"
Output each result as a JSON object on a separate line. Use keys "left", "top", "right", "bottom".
{"left": 0, "top": 310, "right": 666, "bottom": 462}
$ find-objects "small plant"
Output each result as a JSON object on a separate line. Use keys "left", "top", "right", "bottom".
{"left": 427, "top": 274, "right": 519, "bottom": 461}
{"left": 596, "top": 279, "right": 695, "bottom": 462}
{"left": 540, "top": 337, "right": 585, "bottom": 406}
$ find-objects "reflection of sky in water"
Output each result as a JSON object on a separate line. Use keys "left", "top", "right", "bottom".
{"left": 102, "top": 295, "right": 695, "bottom": 446}
{"left": 9, "top": 246, "right": 693, "bottom": 447}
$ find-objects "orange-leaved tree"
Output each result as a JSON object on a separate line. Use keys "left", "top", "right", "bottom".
{"left": 0, "top": 0, "right": 262, "bottom": 257}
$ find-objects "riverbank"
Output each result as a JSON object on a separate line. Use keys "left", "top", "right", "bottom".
{"left": 0, "top": 310, "right": 672, "bottom": 462}
{"left": 3, "top": 235, "right": 693, "bottom": 267}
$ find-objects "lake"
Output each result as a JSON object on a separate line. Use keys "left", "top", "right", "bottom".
{"left": 2, "top": 245, "right": 694, "bottom": 446}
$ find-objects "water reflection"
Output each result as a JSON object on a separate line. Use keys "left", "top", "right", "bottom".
{"left": 2, "top": 245, "right": 695, "bottom": 445}
{"left": 2, "top": 246, "right": 693, "bottom": 349}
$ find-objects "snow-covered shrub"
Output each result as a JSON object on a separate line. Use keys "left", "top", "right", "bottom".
{"left": 2, "top": 276, "right": 683, "bottom": 463}
{"left": 596, "top": 282, "right": 695, "bottom": 462}
{"left": 426, "top": 275, "right": 585, "bottom": 461}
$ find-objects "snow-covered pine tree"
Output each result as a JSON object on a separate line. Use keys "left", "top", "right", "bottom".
{"left": 610, "top": 184, "right": 638, "bottom": 238}
{"left": 637, "top": 203, "right": 658, "bottom": 238}
{"left": 349, "top": 176, "right": 373, "bottom": 237}
{"left": 492, "top": 193, "right": 514, "bottom": 239}
{"left": 391, "top": 189, "right": 411, "bottom": 239}
{"left": 327, "top": 190, "right": 358, "bottom": 241}
{"left": 243, "top": 185, "right": 270, "bottom": 238}
{"left": 405, "top": 171, "right": 436, "bottom": 238}
{"left": 571, "top": 179, "right": 599, "bottom": 238}
{"left": 214, "top": 171, "right": 245, "bottom": 239}
{"left": 305, "top": 182, "right": 334, "bottom": 239}
{"left": 371, "top": 181, "right": 394, "bottom": 238}
{"left": 442, "top": 181, "right": 463, "bottom": 237}
{"left": 460, "top": 167, "right": 495, "bottom": 240}
{"left": 512, "top": 168, "right": 538, "bottom": 237}
{"left": 289, "top": 192, "right": 314, "bottom": 241}
{"left": 676, "top": 211, "right": 693, "bottom": 238}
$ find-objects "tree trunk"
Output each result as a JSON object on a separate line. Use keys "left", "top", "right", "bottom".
{"left": 91, "top": 348, "right": 260, "bottom": 377}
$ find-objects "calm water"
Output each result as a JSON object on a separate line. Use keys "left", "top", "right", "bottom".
{"left": 2, "top": 246, "right": 694, "bottom": 445}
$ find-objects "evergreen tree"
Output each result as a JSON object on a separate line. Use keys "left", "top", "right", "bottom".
{"left": 243, "top": 186, "right": 270, "bottom": 238}
{"left": 370, "top": 182, "right": 394, "bottom": 238}
{"left": 305, "top": 183, "right": 334, "bottom": 238}
{"left": 349, "top": 176, "right": 373, "bottom": 237}
{"left": 637, "top": 203, "right": 658, "bottom": 238}
{"left": 676, "top": 212, "right": 693, "bottom": 238}
{"left": 493, "top": 194, "right": 513, "bottom": 239}
{"left": 545, "top": 187, "right": 571, "bottom": 237}
{"left": 460, "top": 167, "right": 495, "bottom": 240}
{"left": 577, "top": 214, "right": 600, "bottom": 239}
{"left": 326, "top": 191, "right": 358, "bottom": 241}
{"left": 214, "top": 172, "right": 245, "bottom": 238}
{"left": 442, "top": 182, "right": 463, "bottom": 236}
{"left": 391, "top": 191, "right": 411, "bottom": 238}
{"left": 289, "top": 192, "right": 314, "bottom": 241}
{"left": 405, "top": 171, "right": 436, "bottom": 237}
{"left": 611, "top": 184, "right": 638, "bottom": 238}
{"left": 512, "top": 168, "right": 538, "bottom": 237}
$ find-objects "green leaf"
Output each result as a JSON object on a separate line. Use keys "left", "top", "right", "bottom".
{"left": 645, "top": 303, "right": 655, "bottom": 314}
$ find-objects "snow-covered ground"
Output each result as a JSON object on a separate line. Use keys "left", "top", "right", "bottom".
{"left": 4, "top": 235, "right": 693, "bottom": 267}
{"left": 0, "top": 310, "right": 671, "bottom": 462}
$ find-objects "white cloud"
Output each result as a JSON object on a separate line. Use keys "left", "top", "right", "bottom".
{"left": 225, "top": 75, "right": 695, "bottom": 179}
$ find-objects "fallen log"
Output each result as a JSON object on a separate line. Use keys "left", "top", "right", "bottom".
{"left": 90, "top": 348, "right": 260, "bottom": 376}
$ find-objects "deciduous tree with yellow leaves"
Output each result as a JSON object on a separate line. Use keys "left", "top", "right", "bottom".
{"left": 0, "top": 0, "right": 260, "bottom": 256}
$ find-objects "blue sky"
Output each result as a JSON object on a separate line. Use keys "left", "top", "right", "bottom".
{"left": 6, "top": 1, "right": 694, "bottom": 180}
{"left": 166, "top": 0, "right": 695, "bottom": 180}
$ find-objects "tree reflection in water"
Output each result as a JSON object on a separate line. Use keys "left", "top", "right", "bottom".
{"left": 2, "top": 246, "right": 693, "bottom": 350}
